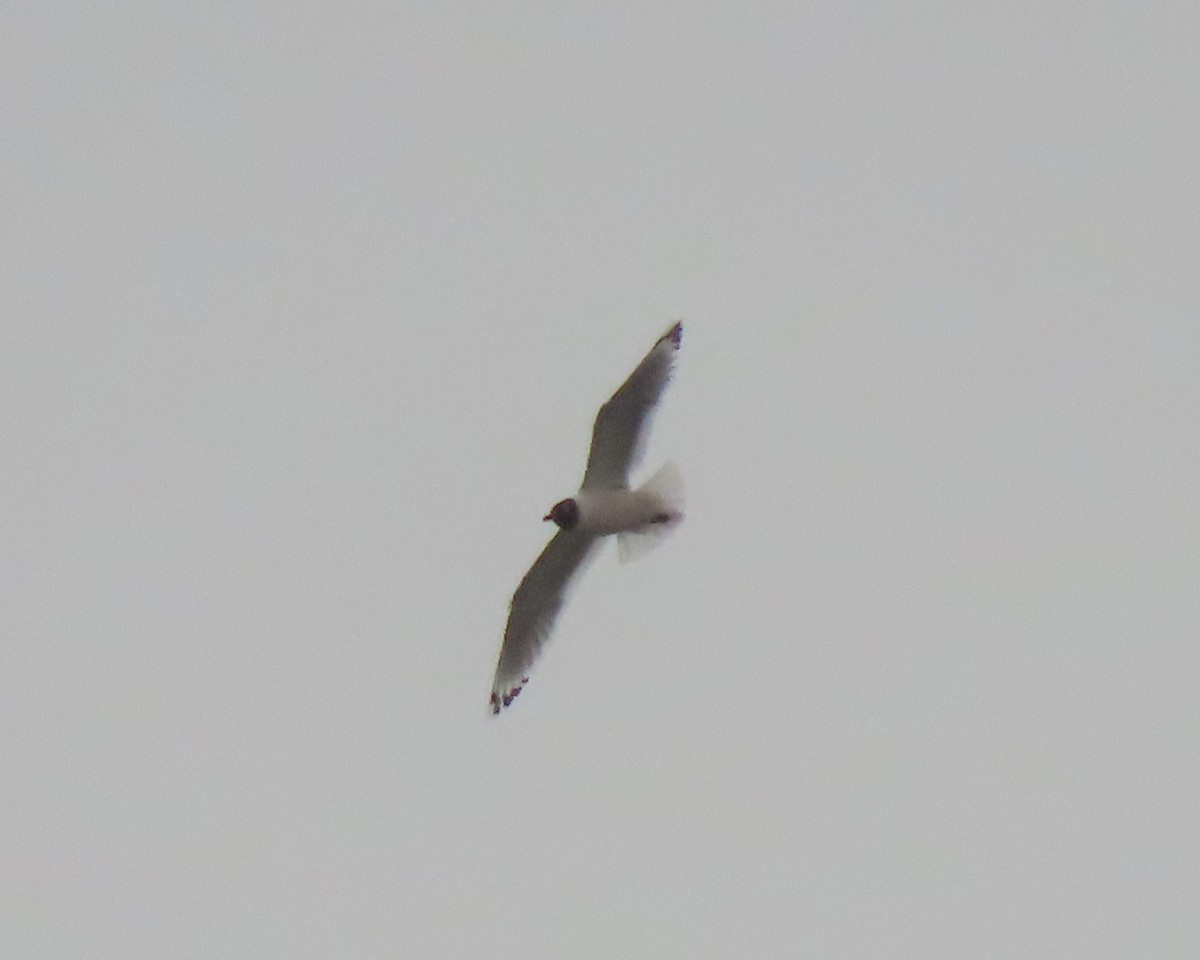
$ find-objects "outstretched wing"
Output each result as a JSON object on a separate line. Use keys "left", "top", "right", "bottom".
{"left": 490, "top": 529, "right": 598, "bottom": 714}
{"left": 581, "top": 321, "right": 682, "bottom": 490}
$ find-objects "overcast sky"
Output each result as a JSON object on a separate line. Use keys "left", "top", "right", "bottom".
{"left": 3, "top": 2, "right": 1199, "bottom": 957}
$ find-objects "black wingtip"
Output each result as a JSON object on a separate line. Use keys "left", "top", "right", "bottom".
{"left": 662, "top": 321, "right": 683, "bottom": 349}
{"left": 489, "top": 676, "right": 532, "bottom": 716}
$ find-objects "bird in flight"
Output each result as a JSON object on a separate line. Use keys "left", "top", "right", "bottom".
{"left": 489, "top": 321, "right": 685, "bottom": 714}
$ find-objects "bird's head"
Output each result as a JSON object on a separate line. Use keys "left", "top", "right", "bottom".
{"left": 543, "top": 498, "right": 580, "bottom": 529}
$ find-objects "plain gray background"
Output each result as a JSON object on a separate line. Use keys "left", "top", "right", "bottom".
{"left": 4, "top": 3, "right": 1198, "bottom": 957}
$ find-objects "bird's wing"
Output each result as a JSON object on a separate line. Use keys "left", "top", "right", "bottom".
{"left": 580, "top": 321, "right": 682, "bottom": 490}
{"left": 490, "top": 529, "right": 598, "bottom": 714}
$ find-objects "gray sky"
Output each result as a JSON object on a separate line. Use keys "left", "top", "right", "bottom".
{"left": 4, "top": 2, "right": 1198, "bottom": 957}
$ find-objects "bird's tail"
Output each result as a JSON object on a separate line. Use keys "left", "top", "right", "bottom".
{"left": 618, "top": 462, "right": 685, "bottom": 563}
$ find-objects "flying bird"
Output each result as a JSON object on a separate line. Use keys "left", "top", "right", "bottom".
{"left": 489, "top": 321, "right": 685, "bottom": 714}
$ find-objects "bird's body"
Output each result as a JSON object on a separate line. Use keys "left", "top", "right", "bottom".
{"left": 489, "top": 321, "right": 684, "bottom": 714}
{"left": 571, "top": 485, "right": 677, "bottom": 535}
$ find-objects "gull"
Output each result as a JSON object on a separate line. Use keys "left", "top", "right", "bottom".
{"left": 489, "top": 321, "right": 685, "bottom": 714}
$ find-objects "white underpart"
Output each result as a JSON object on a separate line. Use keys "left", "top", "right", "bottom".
{"left": 575, "top": 488, "right": 666, "bottom": 535}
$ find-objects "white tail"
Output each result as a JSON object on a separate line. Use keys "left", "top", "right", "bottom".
{"left": 617, "top": 462, "right": 685, "bottom": 563}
